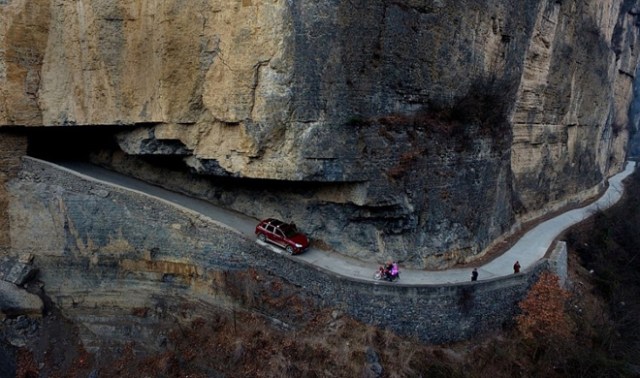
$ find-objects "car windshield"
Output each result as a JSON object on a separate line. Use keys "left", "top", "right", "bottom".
{"left": 280, "top": 225, "right": 298, "bottom": 238}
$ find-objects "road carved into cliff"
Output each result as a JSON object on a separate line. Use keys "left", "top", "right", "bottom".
{"left": 48, "top": 159, "right": 636, "bottom": 285}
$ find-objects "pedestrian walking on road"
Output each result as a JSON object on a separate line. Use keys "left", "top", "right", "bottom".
{"left": 513, "top": 260, "right": 521, "bottom": 274}
{"left": 471, "top": 268, "right": 478, "bottom": 281}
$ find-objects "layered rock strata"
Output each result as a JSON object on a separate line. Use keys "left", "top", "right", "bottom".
{"left": 2, "top": 1, "right": 640, "bottom": 267}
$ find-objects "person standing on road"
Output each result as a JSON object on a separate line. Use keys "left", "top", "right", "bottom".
{"left": 513, "top": 261, "right": 521, "bottom": 274}
{"left": 471, "top": 268, "right": 478, "bottom": 281}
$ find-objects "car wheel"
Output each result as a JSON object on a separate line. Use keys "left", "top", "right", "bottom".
{"left": 258, "top": 234, "right": 266, "bottom": 242}
{"left": 286, "top": 245, "right": 294, "bottom": 255}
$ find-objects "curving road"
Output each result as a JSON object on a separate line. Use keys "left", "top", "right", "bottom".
{"left": 51, "top": 159, "right": 636, "bottom": 285}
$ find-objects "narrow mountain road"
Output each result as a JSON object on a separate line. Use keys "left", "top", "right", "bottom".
{"left": 51, "top": 159, "right": 636, "bottom": 285}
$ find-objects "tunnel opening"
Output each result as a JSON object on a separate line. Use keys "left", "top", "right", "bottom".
{"left": 23, "top": 124, "right": 361, "bottom": 193}
{"left": 26, "top": 125, "right": 132, "bottom": 161}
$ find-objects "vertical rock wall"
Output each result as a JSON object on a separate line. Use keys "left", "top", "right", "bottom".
{"left": 1, "top": 0, "right": 640, "bottom": 267}
{"left": 511, "top": 0, "right": 640, "bottom": 220}
{"left": 0, "top": 132, "right": 27, "bottom": 250}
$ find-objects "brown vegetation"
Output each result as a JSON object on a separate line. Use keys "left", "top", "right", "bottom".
{"left": 516, "top": 272, "right": 571, "bottom": 341}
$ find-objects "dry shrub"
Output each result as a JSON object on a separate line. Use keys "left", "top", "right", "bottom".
{"left": 387, "top": 148, "right": 425, "bottom": 178}
{"left": 131, "top": 307, "right": 149, "bottom": 318}
{"left": 378, "top": 114, "right": 412, "bottom": 127}
{"left": 16, "top": 349, "right": 38, "bottom": 378}
{"left": 516, "top": 272, "right": 571, "bottom": 341}
{"left": 376, "top": 109, "right": 459, "bottom": 137}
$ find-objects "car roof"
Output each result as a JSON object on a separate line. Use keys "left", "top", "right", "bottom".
{"left": 263, "top": 218, "right": 284, "bottom": 226}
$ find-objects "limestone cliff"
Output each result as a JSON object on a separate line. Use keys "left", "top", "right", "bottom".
{"left": 2, "top": 0, "right": 640, "bottom": 267}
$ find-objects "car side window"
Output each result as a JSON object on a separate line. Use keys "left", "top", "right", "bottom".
{"left": 276, "top": 229, "right": 285, "bottom": 238}
{"left": 266, "top": 225, "right": 275, "bottom": 233}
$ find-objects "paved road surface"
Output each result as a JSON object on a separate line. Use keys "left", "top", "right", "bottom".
{"left": 51, "top": 159, "right": 636, "bottom": 285}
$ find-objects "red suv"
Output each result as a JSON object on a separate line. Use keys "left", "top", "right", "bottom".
{"left": 255, "top": 218, "right": 309, "bottom": 254}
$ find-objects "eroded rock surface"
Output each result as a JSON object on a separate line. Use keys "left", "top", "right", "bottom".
{"left": 2, "top": 0, "right": 640, "bottom": 266}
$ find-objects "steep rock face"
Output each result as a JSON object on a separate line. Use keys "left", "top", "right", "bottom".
{"left": 1, "top": 0, "right": 640, "bottom": 267}
{"left": 511, "top": 0, "right": 639, "bottom": 220}
{"left": 0, "top": 133, "right": 28, "bottom": 250}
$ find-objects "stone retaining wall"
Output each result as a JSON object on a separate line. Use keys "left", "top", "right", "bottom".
{"left": 5, "top": 157, "right": 567, "bottom": 344}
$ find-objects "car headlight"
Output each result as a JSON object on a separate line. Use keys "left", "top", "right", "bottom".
{"left": 295, "top": 243, "right": 303, "bottom": 248}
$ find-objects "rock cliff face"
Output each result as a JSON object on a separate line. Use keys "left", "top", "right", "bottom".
{"left": 2, "top": 0, "right": 640, "bottom": 267}
{"left": 1, "top": 158, "right": 564, "bottom": 350}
